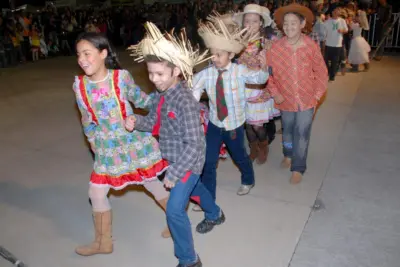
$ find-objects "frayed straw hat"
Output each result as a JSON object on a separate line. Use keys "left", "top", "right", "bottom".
{"left": 233, "top": 4, "right": 273, "bottom": 27}
{"left": 198, "top": 18, "right": 259, "bottom": 54}
{"left": 128, "top": 22, "right": 210, "bottom": 86}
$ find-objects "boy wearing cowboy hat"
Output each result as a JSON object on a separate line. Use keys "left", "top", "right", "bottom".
{"left": 192, "top": 18, "right": 269, "bottom": 200}
{"left": 126, "top": 22, "right": 225, "bottom": 267}
{"left": 266, "top": 3, "right": 328, "bottom": 184}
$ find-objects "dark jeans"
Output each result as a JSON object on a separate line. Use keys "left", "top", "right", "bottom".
{"left": 281, "top": 108, "right": 314, "bottom": 174}
{"left": 324, "top": 46, "right": 342, "bottom": 80}
{"left": 201, "top": 122, "right": 254, "bottom": 200}
{"left": 167, "top": 172, "right": 220, "bottom": 265}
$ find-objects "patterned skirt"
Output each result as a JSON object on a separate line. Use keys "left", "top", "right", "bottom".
{"left": 90, "top": 129, "right": 168, "bottom": 190}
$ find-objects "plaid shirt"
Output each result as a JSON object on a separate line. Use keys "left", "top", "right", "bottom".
{"left": 192, "top": 62, "right": 269, "bottom": 131}
{"left": 266, "top": 35, "right": 328, "bottom": 112}
{"left": 135, "top": 83, "right": 206, "bottom": 184}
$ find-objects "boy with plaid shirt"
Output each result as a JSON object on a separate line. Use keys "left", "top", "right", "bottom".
{"left": 125, "top": 22, "right": 224, "bottom": 267}
{"left": 192, "top": 19, "right": 269, "bottom": 200}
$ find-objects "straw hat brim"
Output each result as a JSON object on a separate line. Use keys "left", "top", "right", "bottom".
{"left": 198, "top": 31, "right": 245, "bottom": 54}
{"left": 274, "top": 4, "right": 314, "bottom": 30}
{"left": 233, "top": 4, "right": 272, "bottom": 27}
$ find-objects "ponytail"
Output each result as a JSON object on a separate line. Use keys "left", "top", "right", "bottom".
{"left": 105, "top": 43, "right": 122, "bottom": 70}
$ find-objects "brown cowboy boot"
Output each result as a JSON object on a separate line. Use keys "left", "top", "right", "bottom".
{"left": 256, "top": 141, "right": 269, "bottom": 165}
{"left": 249, "top": 141, "right": 259, "bottom": 162}
{"left": 75, "top": 210, "right": 113, "bottom": 256}
{"left": 157, "top": 197, "right": 171, "bottom": 238}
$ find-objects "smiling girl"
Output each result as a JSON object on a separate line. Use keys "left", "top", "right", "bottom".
{"left": 73, "top": 32, "right": 170, "bottom": 256}
{"left": 233, "top": 4, "right": 279, "bottom": 164}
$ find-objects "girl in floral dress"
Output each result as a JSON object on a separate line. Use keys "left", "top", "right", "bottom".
{"left": 73, "top": 32, "right": 170, "bottom": 257}
{"left": 233, "top": 4, "right": 280, "bottom": 164}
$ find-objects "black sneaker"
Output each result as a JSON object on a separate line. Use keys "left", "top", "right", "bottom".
{"left": 196, "top": 210, "right": 225, "bottom": 234}
{"left": 177, "top": 257, "right": 202, "bottom": 267}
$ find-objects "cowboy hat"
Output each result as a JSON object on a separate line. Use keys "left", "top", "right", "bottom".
{"left": 233, "top": 4, "right": 273, "bottom": 27}
{"left": 274, "top": 3, "right": 314, "bottom": 30}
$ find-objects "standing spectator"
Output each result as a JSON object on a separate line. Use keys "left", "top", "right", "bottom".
{"left": 324, "top": 7, "right": 348, "bottom": 81}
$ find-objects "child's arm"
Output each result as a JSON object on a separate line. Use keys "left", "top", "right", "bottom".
{"left": 265, "top": 48, "right": 284, "bottom": 104}
{"left": 122, "top": 70, "right": 154, "bottom": 109}
{"left": 191, "top": 69, "right": 207, "bottom": 101}
{"left": 130, "top": 98, "right": 158, "bottom": 132}
{"left": 311, "top": 42, "right": 328, "bottom": 101}
{"left": 73, "top": 80, "right": 97, "bottom": 145}
{"left": 239, "top": 55, "right": 269, "bottom": 85}
{"left": 165, "top": 97, "right": 204, "bottom": 185}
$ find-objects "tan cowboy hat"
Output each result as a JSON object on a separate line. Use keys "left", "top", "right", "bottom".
{"left": 198, "top": 18, "right": 259, "bottom": 54}
{"left": 128, "top": 22, "right": 210, "bottom": 86}
{"left": 274, "top": 3, "right": 314, "bottom": 31}
{"left": 233, "top": 4, "right": 273, "bottom": 27}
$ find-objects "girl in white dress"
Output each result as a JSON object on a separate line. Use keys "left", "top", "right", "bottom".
{"left": 348, "top": 12, "right": 371, "bottom": 72}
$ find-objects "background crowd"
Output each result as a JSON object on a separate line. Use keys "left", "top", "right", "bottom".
{"left": 0, "top": 0, "right": 397, "bottom": 68}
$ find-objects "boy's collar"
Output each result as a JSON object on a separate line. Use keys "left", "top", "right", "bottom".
{"left": 215, "top": 62, "right": 232, "bottom": 71}
{"left": 159, "top": 82, "right": 181, "bottom": 96}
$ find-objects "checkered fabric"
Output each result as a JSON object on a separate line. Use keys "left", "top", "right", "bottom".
{"left": 135, "top": 83, "right": 206, "bottom": 184}
{"left": 266, "top": 35, "right": 328, "bottom": 112}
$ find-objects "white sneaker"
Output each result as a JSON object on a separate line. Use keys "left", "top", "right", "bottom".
{"left": 237, "top": 184, "right": 254, "bottom": 196}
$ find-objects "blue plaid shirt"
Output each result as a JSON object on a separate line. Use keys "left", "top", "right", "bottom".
{"left": 134, "top": 83, "right": 206, "bottom": 184}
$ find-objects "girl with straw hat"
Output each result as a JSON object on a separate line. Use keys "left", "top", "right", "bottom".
{"left": 233, "top": 3, "right": 280, "bottom": 165}
{"left": 192, "top": 18, "right": 269, "bottom": 198}
{"left": 126, "top": 22, "right": 225, "bottom": 267}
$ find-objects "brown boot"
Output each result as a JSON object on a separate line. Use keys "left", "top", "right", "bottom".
{"left": 249, "top": 141, "right": 259, "bottom": 162}
{"left": 75, "top": 210, "right": 113, "bottom": 256}
{"left": 280, "top": 157, "right": 291, "bottom": 169}
{"left": 290, "top": 172, "right": 303, "bottom": 184}
{"left": 256, "top": 141, "right": 269, "bottom": 165}
{"left": 157, "top": 197, "right": 171, "bottom": 238}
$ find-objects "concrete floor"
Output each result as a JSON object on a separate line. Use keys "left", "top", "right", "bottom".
{"left": 0, "top": 55, "right": 399, "bottom": 267}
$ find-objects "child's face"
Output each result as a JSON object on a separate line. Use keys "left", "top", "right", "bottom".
{"left": 283, "top": 13, "right": 305, "bottom": 39}
{"left": 146, "top": 61, "right": 180, "bottom": 92}
{"left": 243, "top": 13, "right": 262, "bottom": 33}
{"left": 76, "top": 40, "right": 107, "bottom": 77}
{"left": 210, "top": 48, "right": 234, "bottom": 69}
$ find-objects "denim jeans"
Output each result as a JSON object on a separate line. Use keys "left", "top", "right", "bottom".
{"left": 281, "top": 108, "right": 314, "bottom": 174}
{"left": 167, "top": 172, "right": 220, "bottom": 265}
{"left": 202, "top": 122, "right": 254, "bottom": 200}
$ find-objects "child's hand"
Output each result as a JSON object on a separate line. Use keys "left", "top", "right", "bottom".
{"left": 164, "top": 179, "right": 176, "bottom": 189}
{"left": 125, "top": 115, "right": 136, "bottom": 132}
{"left": 248, "top": 90, "right": 270, "bottom": 103}
{"left": 274, "top": 94, "right": 285, "bottom": 104}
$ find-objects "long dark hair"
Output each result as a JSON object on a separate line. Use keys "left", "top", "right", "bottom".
{"left": 76, "top": 32, "right": 121, "bottom": 70}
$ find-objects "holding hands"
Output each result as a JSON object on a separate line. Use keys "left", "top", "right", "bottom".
{"left": 125, "top": 115, "right": 136, "bottom": 132}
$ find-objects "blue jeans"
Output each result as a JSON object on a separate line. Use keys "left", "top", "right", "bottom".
{"left": 167, "top": 172, "right": 220, "bottom": 265}
{"left": 202, "top": 122, "right": 254, "bottom": 200}
{"left": 281, "top": 108, "right": 314, "bottom": 174}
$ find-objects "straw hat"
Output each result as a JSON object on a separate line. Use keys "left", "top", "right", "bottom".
{"left": 198, "top": 18, "right": 259, "bottom": 54}
{"left": 274, "top": 3, "right": 314, "bottom": 31}
{"left": 208, "top": 11, "right": 237, "bottom": 27}
{"left": 128, "top": 22, "right": 210, "bottom": 86}
{"left": 233, "top": 4, "right": 273, "bottom": 28}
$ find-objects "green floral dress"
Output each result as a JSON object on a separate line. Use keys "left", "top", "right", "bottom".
{"left": 73, "top": 69, "right": 168, "bottom": 189}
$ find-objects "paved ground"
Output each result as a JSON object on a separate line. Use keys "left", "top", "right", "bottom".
{"left": 0, "top": 54, "right": 399, "bottom": 267}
